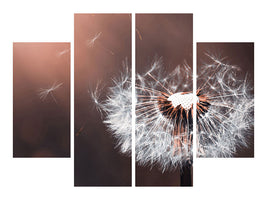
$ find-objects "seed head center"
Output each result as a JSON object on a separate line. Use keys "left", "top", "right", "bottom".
{"left": 167, "top": 92, "right": 198, "bottom": 110}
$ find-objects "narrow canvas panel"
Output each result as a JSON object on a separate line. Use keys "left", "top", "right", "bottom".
{"left": 13, "top": 42, "right": 70, "bottom": 157}
{"left": 135, "top": 14, "right": 193, "bottom": 186}
{"left": 196, "top": 43, "right": 254, "bottom": 158}
{"left": 74, "top": 14, "right": 132, "bottom": 186}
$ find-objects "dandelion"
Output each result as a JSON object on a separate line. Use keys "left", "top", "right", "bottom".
{"left": 92, "top": 54, "right": 253, "bottom": 172}
{"left": 38, "top": 82, "right": 63, "bottom": 103}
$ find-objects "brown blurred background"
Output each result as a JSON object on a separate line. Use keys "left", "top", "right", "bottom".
{"left": 136, "top": 14, "right": 193, "bottom": 186}
{"left": 197, "top": 43, "right": 254, "bottom": 157}
{"left": 74, "top": 14, "right": 131, "bottom": 186}
{"left": 13, "top": 42, "right": 70, "bottom": 157}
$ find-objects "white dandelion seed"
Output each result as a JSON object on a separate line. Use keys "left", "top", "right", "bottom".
{"left": 38, "top": 82, "right": 63, "bottom": 103}
{"left": 87, "top": 32, "right": 102, "bottom": 48}
{"left": 86, "top": 32, "right": 115, "bottom": 55}
{"left": 92, "top": 54, "right": 253, "bottom": 172}
{"left": 89, "top": 81, "right": 106, "bottom": 117}
{"left": 57, "top": 48, "right": 70, "bottom": 57}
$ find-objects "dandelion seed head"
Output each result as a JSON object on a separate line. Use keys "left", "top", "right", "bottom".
{"left": 135, "top": 59, "right": 195, "bottom": 171}
{"left": 168, "top": 92, "right": 196, "bottom": 110}
{"left": 92, "top": 53, "right": 253, "bottom": 172}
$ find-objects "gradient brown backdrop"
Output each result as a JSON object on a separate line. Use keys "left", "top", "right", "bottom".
{"left": 136, "top": 14, "right": 193, "bottom": 186}
{"left": 197, "top": 43, "right": 254, "bottom": 157}
{"left": 74, "top": 14, "right": 131, "bottom": 186}
{"left": 13, "top": 42, "right": 70, "bottom": 157}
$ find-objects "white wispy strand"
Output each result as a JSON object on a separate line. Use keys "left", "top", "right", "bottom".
{"left": 38, "top": 82, "right": 63, "bottom": 103}
{"left": 87, "top": 32, "right": 102, "bottom": 48}
{"left": 57, "top": 48, "right": 70, "bottom": 57}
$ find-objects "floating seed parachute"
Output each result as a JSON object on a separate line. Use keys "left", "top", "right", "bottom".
{"left": 92, "top": 54, "right": 254, "bottom": 172}
{"left": 38, "top": 82, "right": 63, "bottom": 103}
